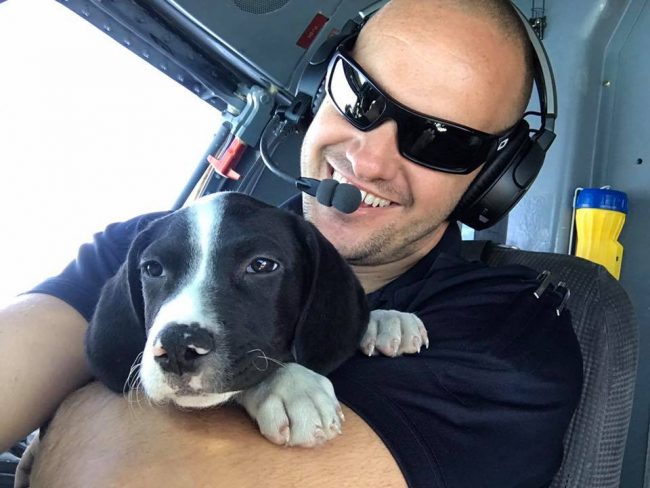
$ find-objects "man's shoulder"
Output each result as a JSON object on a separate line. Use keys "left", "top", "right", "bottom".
{"left": 100, "top": 210, "right": 172, "bottom": 241}
{"left": 386, "top": 250, "right": 541, "bottom": 316}
{"left": 27, "top": 210, "right": 171, "bottom": 321}
{"left": 408, "top": 251, "right": 580, "bottom": 365}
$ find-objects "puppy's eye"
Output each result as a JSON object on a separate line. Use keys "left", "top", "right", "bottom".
{"left": 141, "top": 260, "right": 164, "bottom": 278}
{"left": 246, "top": 258, "right": 279, "bottom": 274}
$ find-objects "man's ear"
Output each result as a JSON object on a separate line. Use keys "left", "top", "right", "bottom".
{"left": 291, "top": 219, "right": 369, "bottom": 374}
{"left": 84, "top": 225, "right": 154, "bottom": 393}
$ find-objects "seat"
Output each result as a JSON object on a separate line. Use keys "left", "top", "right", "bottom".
{"left": 460, "top": 241, "right": 638, "bottom": 488}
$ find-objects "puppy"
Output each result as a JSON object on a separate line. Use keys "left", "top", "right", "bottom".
{"left": 85, "top": 191, "right": 369, "bottom": 446}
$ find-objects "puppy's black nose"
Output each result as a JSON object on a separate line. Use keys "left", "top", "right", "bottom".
{"left": 154, "top": 323, "right": 214, "bottom": 375}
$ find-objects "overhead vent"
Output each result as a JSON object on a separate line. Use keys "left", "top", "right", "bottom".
{"left": 233, "top": 0, "right": 290, "bottom": 15}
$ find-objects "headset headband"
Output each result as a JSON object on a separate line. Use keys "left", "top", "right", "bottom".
{"left": 282, "top": 1, "right": 558, "bottom": 230}
{"left": 510, "top": 3, "right": 557, "bottom": 132}
{"left": 295, "top": 2, "right": 555, "bottom": 132}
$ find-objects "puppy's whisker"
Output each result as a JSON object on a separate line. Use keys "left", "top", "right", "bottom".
{"left": 121, "top": 352, "right": 149, "bottom": 416}
{"left": 127, "top": 388, "right": 141, "bottom": 415}
{"left": 133, "top": 378, "right": 154, "bottom": 409}
{"left": 128, "top": 379, "right": 144, "bottom": 406}
{"left": 257, "top": 355, "right": 286, "bottom": 368}
{"left": 123, "top": 351, "right": 144, "bottom": 397}
{"left": 125, "top": 379, "right": 141, "bottom": 407}
{"left": 247, "top": 348, "right": 287, "bottom": 371}
{"left": 126, "top": 375, "right": 141, "bottom": 399}
{"left": 126, "top": 386, "right": 144, "bottom": 413}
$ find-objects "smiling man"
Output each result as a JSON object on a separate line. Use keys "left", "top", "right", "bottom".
{"left": 300, "top": 0, "right": 529, "bottom": 283}
{"left": 1, "top": 1, "right": 582, "bottom": 487}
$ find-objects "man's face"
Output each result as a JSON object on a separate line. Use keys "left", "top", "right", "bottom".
{"left": 301, "top": 3, "right": 526, "bottom": 265}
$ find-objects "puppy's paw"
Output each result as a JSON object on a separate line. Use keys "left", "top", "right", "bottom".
{"left": 360, "top": 309, "right": 429, "bottom": 357}
{"left": 237, "top": 363, "right": 343, "bottom": 447}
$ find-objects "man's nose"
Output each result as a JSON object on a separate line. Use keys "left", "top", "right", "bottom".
{"left": 347, "top": 120, "right": 402, "bottom": 181}
{"left": 153, "top": 323, "right": 215, "bottom": 375}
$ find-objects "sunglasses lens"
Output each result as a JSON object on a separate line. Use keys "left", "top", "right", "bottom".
{"left": 399, "top": 120, "right": 491, "bottom": 172}
{"left": 328, "top": 56, "right": 386, "bottom": 128}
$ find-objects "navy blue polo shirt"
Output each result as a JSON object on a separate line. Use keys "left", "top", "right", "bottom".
{"left": 30, "top": 197, "right": 582, "bottom": 488}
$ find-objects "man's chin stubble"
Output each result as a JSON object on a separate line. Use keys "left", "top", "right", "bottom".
{"left": 347, "top": 210, "right": 457, "bottom": 265}
{"left": 305, "top": 195, "right": 449, "bottom": 266}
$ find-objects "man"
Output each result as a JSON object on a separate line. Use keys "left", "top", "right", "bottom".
{"left": 0, "top": 0, "right": 582, "bottom": 486}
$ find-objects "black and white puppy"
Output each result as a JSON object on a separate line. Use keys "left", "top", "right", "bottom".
{"left": 85, "top": 191, "right": 369, "bottom": 446}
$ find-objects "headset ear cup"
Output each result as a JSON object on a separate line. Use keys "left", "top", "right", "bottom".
{"left": 452, "top": 120, "right": 534, "bottom": 229}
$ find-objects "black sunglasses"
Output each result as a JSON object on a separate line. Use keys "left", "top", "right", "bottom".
{"left": 325, "top": 42, "right": 516, "bottom": 174}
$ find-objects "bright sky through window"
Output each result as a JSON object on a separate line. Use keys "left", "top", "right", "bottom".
{"left": 0, "top": 0, "right": 220, "bottom": 301}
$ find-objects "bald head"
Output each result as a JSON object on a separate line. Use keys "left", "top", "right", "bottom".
{"left": 448, "top": 0, "right": 535, "bottom": 116}
{"left": 356, "top": 0, "right": 534, "bottom": 132}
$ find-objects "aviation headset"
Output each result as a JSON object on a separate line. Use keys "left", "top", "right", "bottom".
{"left": 269, "top": 1, "right": 557, "bottom": 230}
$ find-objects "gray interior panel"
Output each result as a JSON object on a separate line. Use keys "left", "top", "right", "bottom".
{"left": 165, "top": 0, "right": 383, "bottom": 94}
{"left": 508, "top": 1, "right": 649, "bottom": 485}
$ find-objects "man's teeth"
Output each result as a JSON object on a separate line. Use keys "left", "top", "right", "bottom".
{"left": 331, "top": 171, "right": 392, "bottom": 208}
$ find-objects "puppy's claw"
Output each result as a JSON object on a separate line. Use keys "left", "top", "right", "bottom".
{"left": 361, "top": 340, "right": 376, "bottom": 356}
{"left": 314, "top": 427, "right": 326, "bottom": 441}
{"left": 390, "top": 339, "right": 398, "bottom": 355}
{"left": 336, "top": 406, "right": 345, "bottom": 422}
{"left": 280, "top": 425, "right": 290, "bottom": 446}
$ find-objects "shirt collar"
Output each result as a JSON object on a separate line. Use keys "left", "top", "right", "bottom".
{"left": 365, "top": 222, "right": 461, "bottom": 308}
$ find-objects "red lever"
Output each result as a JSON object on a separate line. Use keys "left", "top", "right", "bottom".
{"left": 207, "top": 137, "right": 245, "bottom": 180}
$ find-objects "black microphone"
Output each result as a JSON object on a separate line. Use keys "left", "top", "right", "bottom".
{"left": 294, "top": 177, "right": 363, "bottom": 214}
{"left": 259, "top": 114, "right": 362, "bottom": 214}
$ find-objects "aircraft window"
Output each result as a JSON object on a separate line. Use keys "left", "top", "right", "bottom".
{"left": 0, "top": 0, "right": 221, "bottom": 303}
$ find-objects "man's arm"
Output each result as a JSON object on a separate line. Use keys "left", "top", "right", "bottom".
{"left": 0, "top": 293, "right": 91, "bottom": 452}
{"left": 1, "top": 211, "right": 171, "bottom": 453}
{"left": 30, "top": 381, "right": 407, "bottom": 488}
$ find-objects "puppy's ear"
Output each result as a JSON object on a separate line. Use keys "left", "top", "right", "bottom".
{"left": 85, "top": 225, "right": 154, "bottom": 393}
{"left": 292, "top": 219, "right": 369, "bottom": 374}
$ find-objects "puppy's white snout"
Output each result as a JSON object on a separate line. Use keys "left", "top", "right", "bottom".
{"left": 154, "top": 323, "right": 214, "bottom": 376}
